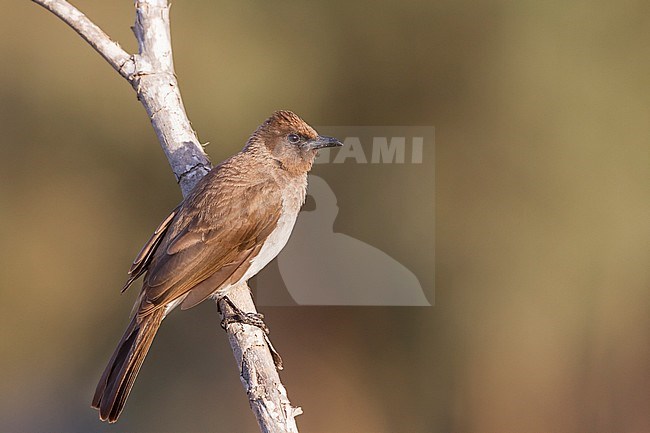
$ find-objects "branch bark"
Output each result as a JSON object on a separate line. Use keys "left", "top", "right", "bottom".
{"left": 32, "top": 1, "right": 301, "bottom": 431}
{"left": 31, "top": 0, "right": 135, "bottom": 79}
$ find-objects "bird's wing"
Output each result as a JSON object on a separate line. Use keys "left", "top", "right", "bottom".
{"left": 121, "top": 205, "right": 181, "bottom": 293}
{"left": 137, "top": 180, "right": 282, "bottom": 316}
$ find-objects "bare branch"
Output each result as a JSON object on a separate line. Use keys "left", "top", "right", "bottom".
{"left": 31, "top": 0, "right": 135, "bottom": 79}
{"left": 220, "top": 287, "right": 303, "bottom": 433}
{"left": 34, "top": 0, "right": 301, "bottom": 431}
{"left": 130, "top": 0, "right": 211, "bottom": 196}
{"left": 31, "top": 0, "right": 210, "bottom": 195}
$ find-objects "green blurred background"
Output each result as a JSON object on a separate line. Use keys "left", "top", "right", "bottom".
{"left": 2, "top": 1, "right": 649, "bottom": 432}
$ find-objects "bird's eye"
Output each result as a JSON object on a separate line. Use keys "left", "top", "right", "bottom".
{"left": 287, "top": 133, "right": 301, "bottom": 144}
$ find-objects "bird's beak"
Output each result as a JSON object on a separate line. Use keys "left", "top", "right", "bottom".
{"left": 307, "top": 135, "right": 343, "bottom": 150}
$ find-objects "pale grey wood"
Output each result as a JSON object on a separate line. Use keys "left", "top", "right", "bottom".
{"left": 129, "top": 0, "right": 211, "bottom": 196}
{"left": 31, "top": 1, "right": 301, "bottom": 431}
{"left": 31, "top": 0, "right": 135, "bottom": 79}
{"left": 220, "top": 286, "right": 302, "bottom": 433}
{"left": 32, "top": 0, "right": 210, "bottom": 195}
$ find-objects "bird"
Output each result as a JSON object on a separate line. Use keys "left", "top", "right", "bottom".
{"left": 91, "top": 110, "right": 342, "bottom": 423}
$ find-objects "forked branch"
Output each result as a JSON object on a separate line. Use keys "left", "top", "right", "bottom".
{"left": 31, "top": 0, "right": 134, "bottom": 79}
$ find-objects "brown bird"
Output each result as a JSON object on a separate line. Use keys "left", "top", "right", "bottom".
{"left": 91, "top": 111, "right": 342, "bottom": 422}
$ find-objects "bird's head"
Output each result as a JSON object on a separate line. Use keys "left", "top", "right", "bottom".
{"left": 248, "top": 110, "right": 342, "bottom": 174}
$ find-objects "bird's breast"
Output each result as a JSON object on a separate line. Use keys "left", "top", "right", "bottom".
{"left": 246, "top": 179, "right": 305, "bottom": 277}
{"left": 248, "top": 204, "right": 298, "bottom": 275}
{"left": 213, "top": 176, "right": 306, "bottom": 297}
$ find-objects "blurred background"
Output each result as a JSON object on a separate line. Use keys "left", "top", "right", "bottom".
{"left": 2, "top": 0, "right": 649, "bottom": 432}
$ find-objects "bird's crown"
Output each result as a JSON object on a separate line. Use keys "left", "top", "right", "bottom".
{"left": 258, "top": 110, "right": 318, "bottom": 140}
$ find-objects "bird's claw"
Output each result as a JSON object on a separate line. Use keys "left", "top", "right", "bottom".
{"left": 220, "top": 311, "right": 269, "bottom": 335}
{"left": 219, "top": 296, "right": 270, "bottom": 335}
{"left": 218, "top": 296, "right": 283, "bottom": 368}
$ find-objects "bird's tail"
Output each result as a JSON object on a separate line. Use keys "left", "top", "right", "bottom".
{"left": 92, "top": 308, "right": 164, "bottom": 423}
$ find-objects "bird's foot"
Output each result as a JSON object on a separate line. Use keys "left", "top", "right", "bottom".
{"left": 219, "top": 296, "right": 270, "bottom": 335}
{"left": 221, "top": 311, "right": 270, "bottom": 335}
{"left": 218, "top": 296, "right": 283, "bottom": 369}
